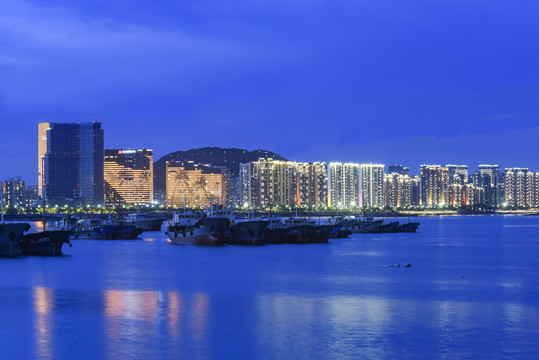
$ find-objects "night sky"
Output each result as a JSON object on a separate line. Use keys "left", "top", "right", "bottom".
{"left": 2, "top": 0, "right": 539, "bottom": 184}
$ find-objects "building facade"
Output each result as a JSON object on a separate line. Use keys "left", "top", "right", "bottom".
{"left": 504, "top": 168, "right": 532, "bottom": 208}
{"left": 1, "top": 177, "right": 25, "bottom": 207}
{"left": 474, "top": 165, "right": 502, "bottom": 208}
{"left": 447, "top": 165, "right": 468, "bottom": 185}
{"left": 240, "top": 159, "right": 327, "bottom": 209}
{"left": 166, "top": 161, "right": 229, "bottom": 208}
{"left": 384, "top": 173, "right": 411, "bottom": 208}
{"left": 360, "top": 164, "right": 385, "bottom": 208}
{"left": 38, "top": 122, "right": 104, "bottom": 206}
{"left": 328, "top": 162, "right": 360, "bottom": 208}
{"left": 420, "top": 165, "right": 449, "bottom": 207}
{"left": 104, "top": 149, "right": 154, "bottom": 206}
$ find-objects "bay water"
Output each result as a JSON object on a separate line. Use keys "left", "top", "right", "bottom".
{"left": 1, "top": 215, "right": 538, "bottom": 359}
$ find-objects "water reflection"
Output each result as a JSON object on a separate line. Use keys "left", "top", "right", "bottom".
{"left": 33, "top": 286, "right": 54, "bottom": 360}
{"left": 103, "top": 290, "right": 209, "bottom": 359}
{"left": 256, "top": 294, "right": 394, "bottom": 359}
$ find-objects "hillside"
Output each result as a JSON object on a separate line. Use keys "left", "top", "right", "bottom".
{"left": 154, "top": 147, "right": 287, "bottom": 191}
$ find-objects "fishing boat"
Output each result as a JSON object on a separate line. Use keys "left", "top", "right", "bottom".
{"left": 125, "top": 213, "right": 164, "bottom": 232}
{"left": 19, "top": 199, "right": 72, "bottom": 255}
{"left": 166, "top": 217, "right": 228, "bottom": 246}
{"left": 282, "top": 217, "right": 313, "bottom": 244}
{"left": 262, "top": 217, "right": 286, "bottom": 244}
{"left": 225, "top": 220, "right": 266, "bottom": 246}
{"left": 77, "top": 224, "right": 143, "bottom": 240}
{"left": 396, "top": 222, "right": 420, "bottom": 232}
{"left": 21, "top": 230, "right": 72, "bottom": 256}
{"left": 0, "top": 222, "right": 31, "bottom": 256}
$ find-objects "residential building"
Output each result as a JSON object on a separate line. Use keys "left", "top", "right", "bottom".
{"left": 328, "top": 162, "right": 360, "bottom": 208}
{"left": 360, "top": 164, "right": 385, "bottom": 208}
{"left": 420, "top": 165, "right": 449, "bottom": 206}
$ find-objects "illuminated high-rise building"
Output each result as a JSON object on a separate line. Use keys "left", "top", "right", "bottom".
{"left": 449, "top": 184, "right": 483, "bottom": 207}
{"left": 38, "top": 122, "right": 104, "bottom": 206}
{"left": 239, "top": 159, "right": 326, "bottom": 209}
{"left": 166, "top": 161, "right": 229, "bottom": 208}
{"left": 446, "top": 165, "right": 468, "bottom": 185}
{"left": 360, "top": 164, "right": 385, "bottom": 208}
{"left": 328, "top": 163, "right": 360, "bottom": 208}
{"left": 297, "top": 162, "right": 328, "bottom": 208}
{"left": 1, "top": 177, "right": 25, "bottom": 207}
{"left": 474, "top": 165, "right": 502, "bottom": 207}
{"left": 420, "top": 165, "right": 449, "bottom": 207}
{"left": 384, "top": 173, "right": 411, "bottom": 208}
{"left": 504, "top": 168, "right": 532, "bottom": 208}
{"left": 104, "top": 149, "right": 154, "bottom": 206}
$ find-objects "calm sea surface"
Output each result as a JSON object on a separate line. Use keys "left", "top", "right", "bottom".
{"left": 1, "top": 216, "right": 539, "bottom": 360}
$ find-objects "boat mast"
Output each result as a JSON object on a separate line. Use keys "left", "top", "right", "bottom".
{"left": 42, "top": 198, "right": 47, "bottom": 230}
{"left": 0, "top": 187, "right": 4, "bottom": 224}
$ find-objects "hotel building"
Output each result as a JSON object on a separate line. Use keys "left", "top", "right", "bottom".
{"left": 104, "top": 149, "right": 154, "bottom": 206}
{"left": 166, "top": 161, "right": 229, "bottom": 208}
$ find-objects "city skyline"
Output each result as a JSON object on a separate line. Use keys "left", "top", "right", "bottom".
{"left": 2, "top": 1, "right": 539, "bottom": 182}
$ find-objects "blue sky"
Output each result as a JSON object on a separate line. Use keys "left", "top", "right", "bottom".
{"left": 1, "top": 0, "right": 539, "bottom": 183}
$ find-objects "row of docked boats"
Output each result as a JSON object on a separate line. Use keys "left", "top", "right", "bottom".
{"left": 166, "top": 208, "right": 334, "bottom": 246}
{"left": 54, "top": 213, "right": 165, "bottom": 240}
{"left": 164, "top": 208, "right": 420, "bottom": 246}
{"left": 334, "top": 216, "right": 420, "bottom": 234}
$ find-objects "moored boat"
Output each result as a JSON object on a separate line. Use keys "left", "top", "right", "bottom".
{"left": 282, "top": 218, "right": 312, "bottom": 244}
{"left": 125, "top": 213, "right": 164, "bottom": 232}
{"left": 396, "top": 222, "right": 420, "bottom": 232}
{"left": 0, "top": 223, "right": 31, "bottom": 256}
{"left": 262, "top": 217, "right": 286, "bottom": 244}
{"left": 166, "top": 217, "right": 228, "bottom": 246}
{"left": 21, "top": 230, "right": 72, "bottom": 256}
{"left": 77, "top": 224, "right": 143, "bottom": 240}
{"left": 225, "top": 220, "right": 266, "bottom": 246}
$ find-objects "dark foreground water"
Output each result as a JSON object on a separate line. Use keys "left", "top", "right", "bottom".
{"left": 1, "top": 216, "right": 539, "bottom": 360}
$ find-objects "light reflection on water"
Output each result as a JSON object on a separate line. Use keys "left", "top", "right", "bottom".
{"left": 33, "top": 287, "right": 54, "bottom": 360}
{"left": 0, "top": 216, "right": 538, "bottom": 359}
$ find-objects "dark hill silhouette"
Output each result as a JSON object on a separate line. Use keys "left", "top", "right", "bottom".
{"left": 154, "top": 147, "right": 287, "bottom": 191}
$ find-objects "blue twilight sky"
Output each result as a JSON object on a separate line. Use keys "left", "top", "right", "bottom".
{"left": 1, "top": 0, "right": 539, "bottom": 184}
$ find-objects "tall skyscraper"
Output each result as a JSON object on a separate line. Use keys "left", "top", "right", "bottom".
{"left": 328, "top": 162, "right": 360, "bottom": 208}
{"left": 104, "top": 149, "right": 154, "bottom": 206}
{"left": 360, "top": 164, "right": 385, "bottom": 208}
{"left": 38, "top": 122, "right": 104, "bottom": 206}
{"left": 420, "top": 165, "right": 449, "bottom": 206}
